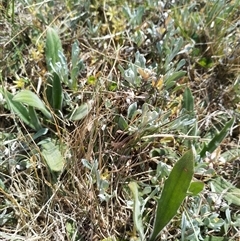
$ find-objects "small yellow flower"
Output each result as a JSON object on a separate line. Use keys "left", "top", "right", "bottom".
{"left": 13, "top": 76, "right": 29, "bottom": 89}
{"left": 12, "top": 73, "right": 29, "bottom": 89}
{"left": 100, "top": 169, "right": 110, "bottom": 180}
{"left": 153, "top": 76, "right": 164, "bottom": 90}
{"left": 37, "top": 42, "right": 44, "bottom": 53}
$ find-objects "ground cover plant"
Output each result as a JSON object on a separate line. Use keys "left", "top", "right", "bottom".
{"left": 0, "top": 0, "right": 240, "bottom": 240}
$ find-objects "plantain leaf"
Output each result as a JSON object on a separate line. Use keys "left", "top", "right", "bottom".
{"left": 45, "top": 27, "right": 63, "bottom": 71}
{"left": 52, "top": 73, "right": 63, "bottom": 111}
{"left": 28, "top": 106, "right": 42, "bottom": 131}
{"left": 39, "top": 138, "right": 65, "bottom": 172}
{"left": 13, "top": 90, "right": 52, "bottom": 120}
{"left": 149, "top": 150, "right": 194, "bottom": 241}
{"left": 0, "top": 88, "right": 36, "bottom": 130}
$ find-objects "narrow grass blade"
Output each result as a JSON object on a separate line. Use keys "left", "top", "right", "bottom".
{"left": 199, "top": 118, "right": 234, "bottom": 158}
{"left": 128, "top": 182, "right": 145, "bottom": 241}
{"left": 149, "top": 150, "right": 194, "bottom": 241}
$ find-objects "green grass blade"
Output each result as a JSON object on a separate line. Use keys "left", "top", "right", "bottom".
{"left": 149, "top": 150, "right": 194, "bottom": 241}
{"left": 199, "top": 118, "right": 234, "bottom": 158}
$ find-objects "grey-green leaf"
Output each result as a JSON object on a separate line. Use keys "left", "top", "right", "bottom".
{"left": 40, "top": 139, "right": 65, "bottom": 172}
{"left": 69, "top": 103, "right": 91, "bottom": 121}
{"left": 165, "top": 71, "right": 186, "bottom": 89}
{"left": 128, "top": 182, "right": 145, "bottom": 241}
{"left": 211, "top": 177, "right": 240, "bottom": 206}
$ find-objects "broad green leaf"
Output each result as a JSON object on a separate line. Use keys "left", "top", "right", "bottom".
{"left": 199, "top": 118, "right": 234, "bottom": 158}
{"left": 45, "top": 27, "right": 63, "bottom": 71}
{"left": 66, "top": 221, "right": 74, "bottom": 239}
{"left": 108, "top": 82, "right": 117, "bottom": 91}
{"left": 149, "top": 150, "right": 194, "bottom": 241}
{"left": 40, "top": 139, "right": 65, "bottom": 172}
{"left": 188, "top": 181, "right": 204, "bottom": 196}
{"left": 211, "top": 177, "right": 240, "bottom": 206}
{"left": 182, "top": 87, "right": 194, "bottom": 113}
{"left": 13, "top": 90, "right": 52, "bottom": 119}
{"left": 0, "top": 88, "right": 36, "bottom": 130}
{"left": 128, "top": 182, "right": 145, "bottom": 241}
{"left": 69, "top": 103, "right": 91, "bottom": 121}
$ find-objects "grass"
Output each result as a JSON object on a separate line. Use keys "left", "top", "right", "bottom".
{"left": 0, "top": 0, "right": 240, "bottom": 240}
